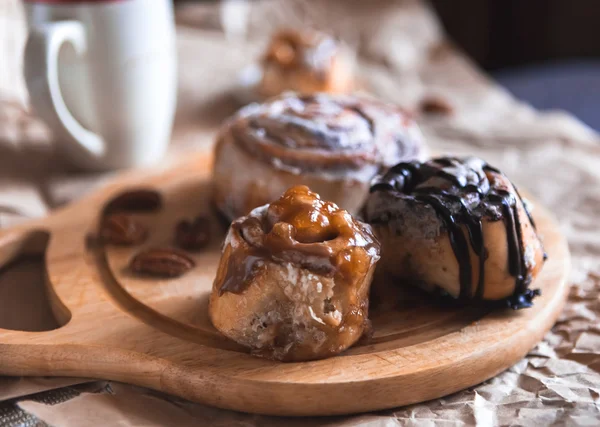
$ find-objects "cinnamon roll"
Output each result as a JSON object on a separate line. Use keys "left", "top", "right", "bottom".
{"left": 213, "top": 92, "right": 427, "bottom": 221}
{"left": 259, "top": 29, "right": 355, "bottom": 98}
{"left": 209, "top": 186, "right": 380, "bottom": 361}
{"left": 364, "top": 157, "right": 546, "bottom": 309}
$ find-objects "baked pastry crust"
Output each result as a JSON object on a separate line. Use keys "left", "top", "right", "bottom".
{"left": 364, "top": 157, "right": 546, "bottom": 309}
{"left": 209, "top": 186, "right": 380, "bottom": 361}
{"left": 259, "top": 29, "right": 354, "bottom": 98}
{"left": 213, "top": 92, "right": 427, "bottom": 221}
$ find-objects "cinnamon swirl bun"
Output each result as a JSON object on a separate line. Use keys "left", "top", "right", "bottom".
{"left": 364, "top": 157, "right": 546, "bottom": 309}
{"left": 213, "top": 92, "right": 427, "bottom": 221}
{"left": 209, "top": 186, "right": 380, "bottom": 361}
{"left": 259, "top": 29, "right": 355, "bottom": 98}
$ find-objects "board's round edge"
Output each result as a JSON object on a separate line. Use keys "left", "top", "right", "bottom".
{"left": 0, "top": 152, "right": 572, "bottom": 416}
{"left": 97, "top": 178, "right": 571, "bottom": 416}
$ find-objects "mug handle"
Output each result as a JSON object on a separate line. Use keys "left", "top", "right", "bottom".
{"left": 24, "top": 21, "right": 106, "bottom": 169}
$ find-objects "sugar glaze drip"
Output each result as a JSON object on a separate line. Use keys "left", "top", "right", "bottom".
{"left": 223, "top": 93, "right": 426, "bottom": 172}
{"left": 369, "top": 157, "right": 546, "bottom": 309}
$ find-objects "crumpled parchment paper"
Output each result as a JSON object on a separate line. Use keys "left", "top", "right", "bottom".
{"left": 0, "top": 0, "right": 599, "bottom": 425}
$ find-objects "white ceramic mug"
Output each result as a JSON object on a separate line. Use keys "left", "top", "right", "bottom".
{"left": 23, "top": 0, "right": 177, "bottom": 171}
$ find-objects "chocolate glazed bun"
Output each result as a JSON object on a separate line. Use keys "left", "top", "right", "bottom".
{"left": 364, "top": 157, "right": 547, "bottom": 309}
{"left": 209, "top": 186, "right": 380, "bottom": 362}
{"left": 213, "top": 92, "right": 427, "bottom": 221}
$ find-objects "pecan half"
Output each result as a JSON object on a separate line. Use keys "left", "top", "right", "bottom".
{"left": 129, "top": 247, "right": 196, "bottom": 278}
{"left": 419, "top": 96, "right": 454, "bottom": 115}
{"left": 175, "top": 216, "right": 211, "bottom": 251}
{"left": 101, "top": 214, "right": 148, "bottom": 246}
{"left": 104, "top": 189, "right": 162, "bottom": 214}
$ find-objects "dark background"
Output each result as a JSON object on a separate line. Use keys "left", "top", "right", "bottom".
{"left": 429, "top": 0, "right": 600, "bottom": 131}
{"left": 430, "top": 0, "right": 600, "bottom": 70}
{"left": 174, "top": 0, "right": 600, "bottom": 70}
{"left": 174, "top": 0, "right": 600, "bottom": 130}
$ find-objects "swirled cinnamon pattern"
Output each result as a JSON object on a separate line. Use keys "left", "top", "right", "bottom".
{"left": 221, "top": 93, "right": 426, "bottom": 173}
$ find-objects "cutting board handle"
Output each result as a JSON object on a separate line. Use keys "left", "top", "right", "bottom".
{"left": 0, "top": 227, "right": 50, "bottom": 270}
{"left": 0, "top": 221, "right": 73, "bottom": 338}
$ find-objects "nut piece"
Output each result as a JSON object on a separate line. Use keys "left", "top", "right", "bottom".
{"left": 419, "top": 96, "right": 454, "bottom": 116}
{"left": 175, "top": 216, "right": 211, "bottom": 251}
{"left": 101, "top": 214, "right": 148, "bottom": 246}
{"left": 104, "top": 189, "right": 162, "bottom": 214}
{"left": 129, "top": 247, "right": 196, "bottom": 278}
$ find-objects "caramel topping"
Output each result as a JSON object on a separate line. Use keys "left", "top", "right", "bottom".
{"left": 266, "top": 185, "right": 340, "bottom": 243}
{"left": 218, "top": 186, "right": 380, "bottom": 295}
{"left": 221, "top": 93, "right": 424, "bottom": 172}
{"left": 269, "top": 39, "right": 296, "bottom": 67}
{"left": 263, "top": 29, "right": 338, "bottom": 73}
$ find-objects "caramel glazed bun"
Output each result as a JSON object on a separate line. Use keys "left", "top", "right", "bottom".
{"left": 259, "top": 29, "right": 354, "bottom": 97}
{"left": 209, "top": 186, "right": 380, "bottom": 362}
{"left": 364, "top": 157, "right": 547, "bottom": 309}
{"left": 213, "top": 92, "right": 427, "bottom": 221}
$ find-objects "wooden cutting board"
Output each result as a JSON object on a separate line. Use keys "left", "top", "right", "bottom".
{"left": 0, "top": 153, "right": 570, "bottom": 416}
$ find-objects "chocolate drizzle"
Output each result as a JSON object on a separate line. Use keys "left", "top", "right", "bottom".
{"left": 369, "top": 157, "right": 545, "bottom": 308}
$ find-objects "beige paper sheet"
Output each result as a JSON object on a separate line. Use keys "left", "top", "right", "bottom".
{"left": 1, "top": 1, "right": 599, "bottom": 425}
